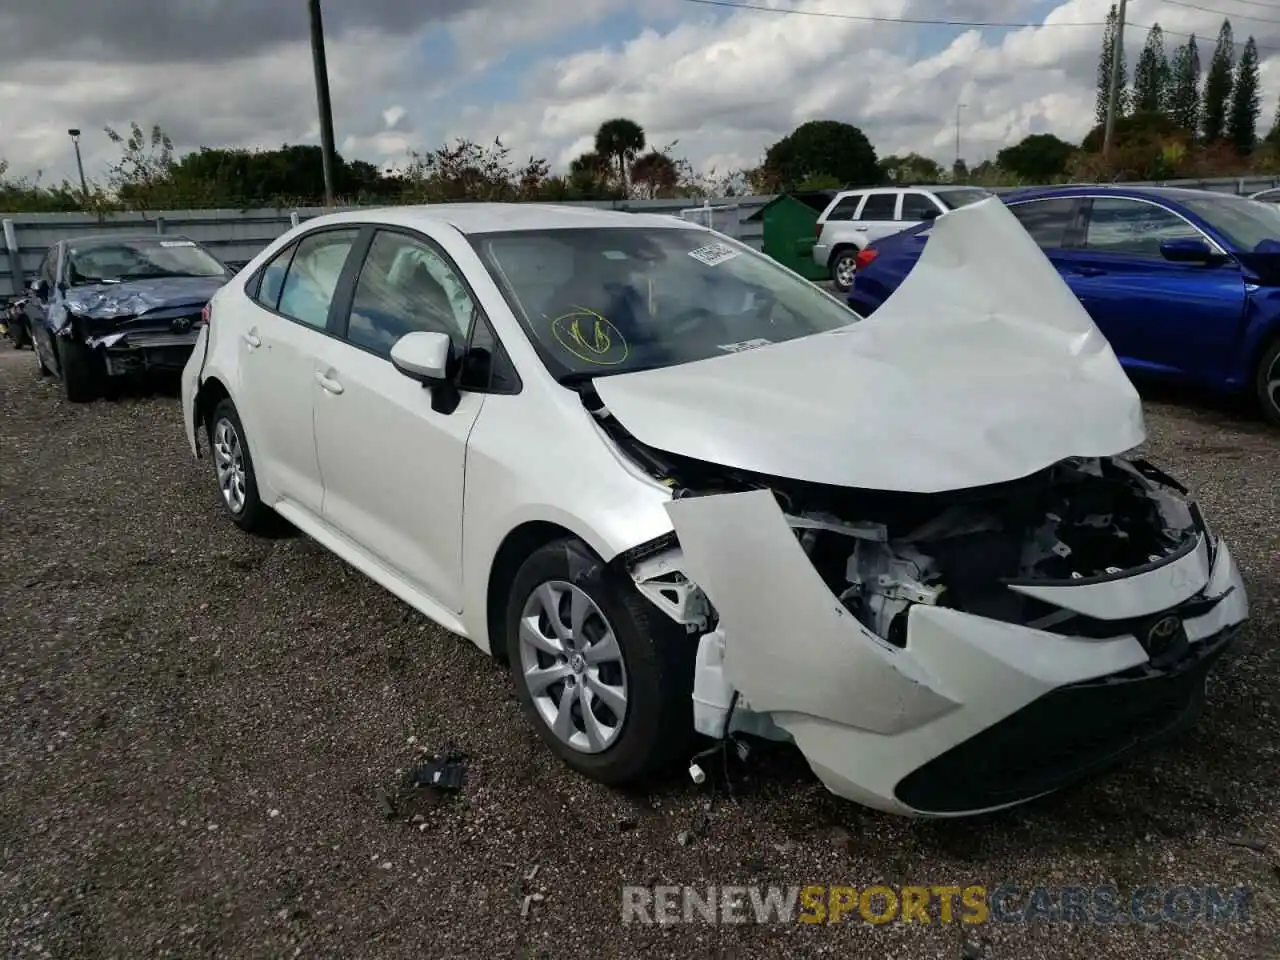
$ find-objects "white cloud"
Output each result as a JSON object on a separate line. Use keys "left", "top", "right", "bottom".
{"left": 4, "top": 0, "right": 1280, "bottom": 188}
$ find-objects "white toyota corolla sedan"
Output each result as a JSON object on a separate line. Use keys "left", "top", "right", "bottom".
{"left": 181, "top": 198, "right": 1249, "bottom": 816}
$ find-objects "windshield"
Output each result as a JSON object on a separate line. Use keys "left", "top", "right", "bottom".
{"left": 935, "top": 188, "right": 992, "bottom": 210}
{"left": 1180, "top": 194, "right": 1280, "bottom": 252}
{"left": 67, "top": 238, "right": 227, "bottom": 284}
{"left": 470, "top": 227, "right": 860, "bottom": 380}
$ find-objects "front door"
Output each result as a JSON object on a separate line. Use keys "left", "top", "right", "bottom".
{"left": 312, "top": 227, "right": 485, "bottom": 612}
{"left": 1061, "top": 197, "right": 1247, "bottom": 382}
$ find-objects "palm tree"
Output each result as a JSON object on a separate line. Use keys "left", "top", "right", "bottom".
{"left": 594, "top": 118, "right": 646, "bottom": 195}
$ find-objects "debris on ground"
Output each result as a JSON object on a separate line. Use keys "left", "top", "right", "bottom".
{"left": 408, "top": 746, "right": 468, "bottom": 791}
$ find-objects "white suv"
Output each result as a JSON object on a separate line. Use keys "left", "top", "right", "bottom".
{"left": 814, "top": 186, "right": 993, "bottom": 291}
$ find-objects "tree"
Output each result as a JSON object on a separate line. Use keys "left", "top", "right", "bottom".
{"left": 1168, "top": 35, "right": 1203, "bottom": 135}
{"left": 1095, "top": 5, "right": 1129, "bottom": 128}
{"left": 878, "top": 153, "right": 941, "bottom": 183}
{"left": 593, "top": 118, "right": 646, "bottom": 194}
{"left": 996, "top": 134, "right": 1077, "bottom": 180}
{"left": 1201, "top": 19, "right": 1235, "bottom": 142}
{"left": 762, "top": 120, "right": 878, "bottom": 188}
{"left": 1227, "top": 36, "right": 1261, "bottom": 153}
{"left": 629, "top": 150, "right": 678, "bottom": 198}
{"left": 1132, "top": 24, "right": 1170, "bottom": 115}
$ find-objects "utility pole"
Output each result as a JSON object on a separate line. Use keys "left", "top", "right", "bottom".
{"left": 1102, "top": 0, "right": 1128, "bottom": 157}
{"left": 67, "top": 129, "right": 89, "bottom": 205}
{"left": 955, "top": 103, "right": 966, "bottom": 171}
{"left": 307, "top": 0, "right": 337, "bottom": 207}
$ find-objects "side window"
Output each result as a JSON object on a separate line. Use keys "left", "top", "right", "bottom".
{"left": 459, "top": 314, "right": 520, "bottom": 393}
{"left": 824, "top": 196, "right": 863, "bottom": 221}
{"left": 346, "top": 230, "right": 476, "bottom": 358}
{"left": 900, "top": 192, "right": 938, "bottom": 221}
{"left": 858, "top": 193, "right": 898, "bottom": 221}
{"left": 255, "top": 241, "right": 297, "bottom": 311}
{"left": 1083, "top": 198, "right": 1201, "bottom": 256}
{"left": 276, "top": 229, "right": 360, "bottom": 329}
{"left": 1009, "top": 198, "right": 1079, "bottom": 249}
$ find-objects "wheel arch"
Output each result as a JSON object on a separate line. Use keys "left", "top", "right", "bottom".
{"left": 484, "top": 520, "right": 582, "bottom": 664}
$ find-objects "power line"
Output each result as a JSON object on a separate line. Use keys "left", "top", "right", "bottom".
{"left": 1160, "top": 0, "right": 1280, "bottom": 24}
{"left": 1137, "top": 20, "right": 1280, "bottom": 54}
{"left": 679, "top": 0, "right": 1107, "bottom": 29}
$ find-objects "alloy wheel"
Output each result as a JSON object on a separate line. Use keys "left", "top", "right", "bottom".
{"left": 834, "top": 254, "right": 856, "bottom": 289}
{"left": 212, "top": 417, "right": 247, "bottom": 514}
{"left": 1266, "top": 352, "right": 1280, "bottom": 420}
{"left": 517, "top": 580, "right": 629, "bottom": 754}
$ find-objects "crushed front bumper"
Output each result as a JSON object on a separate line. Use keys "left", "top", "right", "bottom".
{"left": 663, "top": 489, "right": 1249, "bottom": 817}
{"left": 88, "top": 327, "right": 202, "bottom": 375}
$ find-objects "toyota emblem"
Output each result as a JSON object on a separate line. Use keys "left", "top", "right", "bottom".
{"left": 172, "top": 315, "right": 193, "bottom": 333}
{"left": 1145, "top": 614, "right": 1183, "bottom": 656}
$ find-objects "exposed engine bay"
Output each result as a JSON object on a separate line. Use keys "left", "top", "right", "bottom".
{"left": 595, "top": 393, "right": 1206, "bottom": 647}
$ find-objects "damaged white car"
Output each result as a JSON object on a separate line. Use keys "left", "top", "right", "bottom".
{"left": 182, "top": 198, "right": 1249, "bottom": 816}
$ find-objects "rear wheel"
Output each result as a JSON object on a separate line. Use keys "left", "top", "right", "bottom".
{"left": 506, "top": 538, "right": 696, "bottom": 785}
{"left": 1256, "top": 337, "right": 1280, "bottom": 426}
{"left": 55, "top": 336, "right": 105, "bottom": 403}
{"left": 829, "top": 247, "right": 859, "bottom": 293}
{"left": 208, "top": 398, "right": 276, "bottom": 533}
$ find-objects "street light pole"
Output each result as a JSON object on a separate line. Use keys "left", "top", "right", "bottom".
{"left": 307, "top": 0, "right": 337, "bottom": 207}
{"left": 1102, "top": 0, "right": 1128, "bottom": 157}
{"left": 68, "top": 129, "right": 89, "bottom": 204}
{"left": 955, "top": 103, "right": 967, "bottom": 171}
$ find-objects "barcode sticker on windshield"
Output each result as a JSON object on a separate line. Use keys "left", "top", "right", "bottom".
{"left": 688, "top": 241, "right": 739, "bottom": 266}
{"left": 717, "top": 338, "right": 772, "bottom": 354}
{"left": 159, "top": 240, "right": 196, "bottom": 247}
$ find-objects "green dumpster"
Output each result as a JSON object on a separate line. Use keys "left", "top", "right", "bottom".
{"left": 747, "top": 190, "right": 837, "bottom": 282}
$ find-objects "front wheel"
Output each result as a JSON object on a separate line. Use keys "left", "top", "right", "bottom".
{"left": 829, "top": 248, "right": 859, "bottom": 293}
{"left": 55, "top": 335, "right": 105, "bottom": 403}
{"left": 1256, "top": 338, "right": 1280, "bottom": 426}
{"left": 506, "top": 538, "right": 696, "bottom": 785}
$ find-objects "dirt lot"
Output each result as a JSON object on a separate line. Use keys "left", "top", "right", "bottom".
{"left": 1, "top": 346, "right": 1278, "bottom": 960}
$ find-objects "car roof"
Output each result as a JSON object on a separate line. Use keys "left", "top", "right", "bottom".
{"left": 1000, "top": 184, "right": 1235, "bottom": 205}
{"left": 67, "top": 233, "right": 195, "bottom": 248}
{"left": 297, "top": 203, "right": 705, "bottom": 236}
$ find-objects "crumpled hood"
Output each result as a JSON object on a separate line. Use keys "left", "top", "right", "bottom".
{"left": 593, "top": 197, "right": 1146, "bottom": 494}
{"left": 64, "top": 276, "right": 226, "bottom": 320}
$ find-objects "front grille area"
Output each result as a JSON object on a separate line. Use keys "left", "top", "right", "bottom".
{"left": 893, "top": 629, "right": 1236, "bottom": 814}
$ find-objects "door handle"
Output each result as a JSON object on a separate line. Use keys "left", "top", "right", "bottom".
{"left": 243, "top": 332, "right": 261, "bottom": 348}
{"left": 315, "top": 372, "right": 344, "bottom": 395}
{"left": 854, "top": 225, "right": 869, "bottom": 232}
{"left": 1072, "top": 266, "right": 1106, "bottom": 277}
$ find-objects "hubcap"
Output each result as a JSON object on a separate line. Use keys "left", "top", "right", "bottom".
{"left": 517, "top": 580, "right": 629, "bottom": 754}
{"left": 835, "top": 255, "right": 856, "bottom": 288}
{"left": 212, "top": 417, "right": 247, "bottom": 514}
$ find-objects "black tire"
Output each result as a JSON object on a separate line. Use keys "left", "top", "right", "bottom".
{"left": 505, "top": 538, "right": 697, "bottom": 785}
{"left": 207, "top": 398, "right": 276, "bottom": 533}
{"left": 829, "top": 247, "right": 859, "bottom": 293}
{"left": 1256, "top": 337, "right": 1280, "bottom": 426}
{"left": 55, "top": 335, "right": 105, "bottom": 403}
{"left": 9, "top": 322, "right": 30, "bottom": 350}
{"left": 34, "top": 338, "right": 50, "bottom": 376}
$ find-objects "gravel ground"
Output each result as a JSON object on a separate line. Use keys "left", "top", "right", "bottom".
{"left": 1, "top": 346, "right": 1278, "bottom": 960}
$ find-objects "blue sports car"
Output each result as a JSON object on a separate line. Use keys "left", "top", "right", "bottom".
{"left": 847, "top": 185, "right": 1280, "bottom": 424}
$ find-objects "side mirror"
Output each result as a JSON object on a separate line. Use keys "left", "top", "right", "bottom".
{"left": 31, "top": 279, "right": 49, "bottom": 302}
{"left": 391, "top": 330, "right": 461, "bottom": 414}
{"left": 391, "top": 330, "right": 452, "bottom": 383}
{"left": 1160, "top": 237, "right": 1215, "bottom": 263}
{"left": 920, "top": 209, "right": 940, "bottom": 222}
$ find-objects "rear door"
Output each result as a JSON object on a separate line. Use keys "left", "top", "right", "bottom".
{"left": 237, "top": 226, "right": 361, "bottom": 513}
{"left": 854, "top": 191, "right": 902, "bottom": 243}
{"left": 816, "top": 193, "right": 866, "bottom": 260}
{"left": 899, "top": 191, "right": 943, "bottom": 230}
{"left": 1060, "top": 197, "right": 1246, "bottom": 380}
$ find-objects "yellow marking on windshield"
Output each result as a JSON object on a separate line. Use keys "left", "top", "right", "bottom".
{"left": 550, "top": 307, "right": 629, "bottom": 366}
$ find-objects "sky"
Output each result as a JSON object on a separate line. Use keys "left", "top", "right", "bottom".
{"left": 4, "top": 0, "right": 1280, "bottom": 188}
